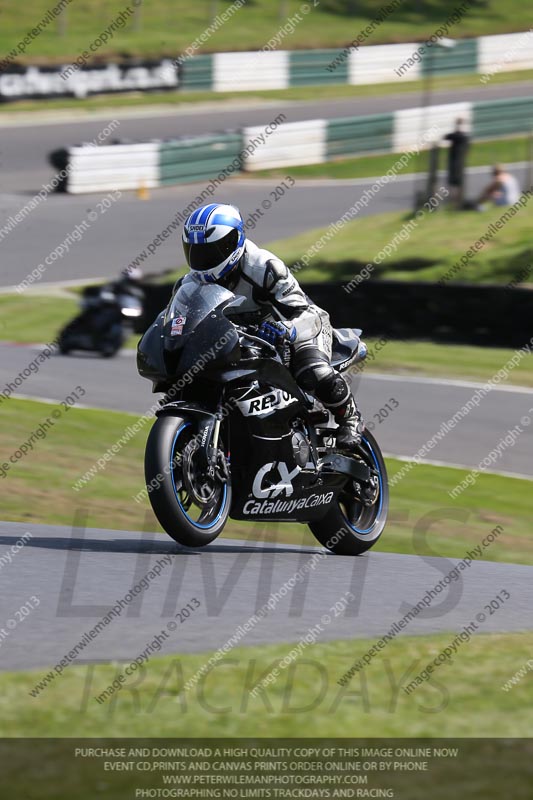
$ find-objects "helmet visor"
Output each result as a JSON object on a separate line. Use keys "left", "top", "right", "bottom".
{"left": 184, "top": 229, "right": 240, "bottom": 271}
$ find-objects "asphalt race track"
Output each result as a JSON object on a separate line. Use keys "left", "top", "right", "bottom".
{"left": 0, "top": 166, "right": 529, "bottom": 288}
{"left": 1, "top": 520, "right": 532, "bottom": 672}
{"left": 0, "top": 177, "right": 411, "bottom": 287}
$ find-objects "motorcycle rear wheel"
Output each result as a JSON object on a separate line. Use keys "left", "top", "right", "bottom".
{"left": 308, "top": 430, "right": 388, "bottom": 556}
{"left": 145, "top": 414, "right": 231, "bottom": 547}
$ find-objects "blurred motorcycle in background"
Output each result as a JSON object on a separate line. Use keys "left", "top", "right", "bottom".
{"left": 58, "top": 273, "right": 144, "bottom": 358}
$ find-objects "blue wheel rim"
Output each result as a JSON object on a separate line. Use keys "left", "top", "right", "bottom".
{"left": 170, "top": 422, "right": 227, "bottom": 530}
{"left": 341, "top": 436, "right": 383, "bottom": 535}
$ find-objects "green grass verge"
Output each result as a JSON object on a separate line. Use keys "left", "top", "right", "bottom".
{"left": 2, "top": 632, "right": 533, "bottom": 739}
{"left": 361, "top": 337, "right": 533, "bottom": 387}
{"left": 269, "top": 205, "right": 533, "bottom": 284}
{"left": 0, "top": 293, "right": 77, "bottom": 344}
{"left": 3, "top": 68, "right": 533, "bottom": 114}
{"left": 1, "top": 0, "right": 529, "bottom": 62}
{"left": 1, "top": 398, "right": 531, "bottom": 564}
{"left": 254, "top": 134, "right": 533, "bottom": 181}
{"left": 0, "top": 293, "right": 140, "bottom": 347}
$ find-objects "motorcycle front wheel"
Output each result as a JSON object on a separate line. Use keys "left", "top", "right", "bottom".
{"left": 309, "top": 429, "right": 388, "bottom": 556}
{"left": 144, "top": 415, "right": 232, "bottom": 547}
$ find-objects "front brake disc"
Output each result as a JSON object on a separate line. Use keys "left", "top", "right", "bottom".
{"left": 182, "top": 439, "right": 217, "bottom": 506}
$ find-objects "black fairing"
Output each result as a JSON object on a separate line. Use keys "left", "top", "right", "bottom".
{"left": 217, "top": 358, "right": 345, "bottom": 522}
{"left": 137, "top": 279, "right": 351, "bottom": 523}
{"left": 137, "top": 281, "right": 240, "bottom": 386}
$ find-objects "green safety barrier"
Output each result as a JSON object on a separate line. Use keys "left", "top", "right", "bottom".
{"left": 159, "top": 132, "right": 243, "bottom": 185}
{"left": 421, "top": 38, "right": 478, "bottom": 77}
{"left": 289, "top": 49, "right": 349, "bottom": 86}
{"left": 61, "top": 92, "right": 533, "bottom": 194}
{"left": 327, "top": 113, "right": 394, "bottom": 158}
{"left": 179, "top": 54, "right": 214, "bottom": 92}
{"left": 473, "top": 97, "right": 533, "bottom": 139}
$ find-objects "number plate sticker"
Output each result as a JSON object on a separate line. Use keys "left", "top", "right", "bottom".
{"left": 171, "top": 315, "right": 186, "bottom": 336}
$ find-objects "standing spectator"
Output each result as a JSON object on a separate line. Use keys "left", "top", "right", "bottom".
{"left": 443, "top": 117, "right": 470, "bottom": 207}
{"left": 477, "top": 164, "right": 521, "bottom": 207}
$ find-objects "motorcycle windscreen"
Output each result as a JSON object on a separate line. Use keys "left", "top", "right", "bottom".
{"left": 162, "top": 279, "right": 240, "bottom": 376}
{"left": 164, "top": 280, "right": 235, "bottom": 334}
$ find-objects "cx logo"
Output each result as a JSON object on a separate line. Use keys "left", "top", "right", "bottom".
{"left": 252, "top": 461, "right": 301, "bottom": 499}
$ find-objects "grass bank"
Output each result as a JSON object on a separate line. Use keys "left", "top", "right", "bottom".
{"left": 1, "top": 631, "right": 532, "bottom": 739}
{"left": 0, "top": 1, "right": 529, "bottom": 62}
{"left": 360, "top": 338, "right": 533, "bottom": 387}
{"left": 269, "top": 205, "right": 533, "bottom": 285}
{"left": 0, "top": 293, "right": 77, "bottom": 344}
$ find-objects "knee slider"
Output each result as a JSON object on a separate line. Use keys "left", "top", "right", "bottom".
{"left": 296, "top": 368, "right": 317, "bottom": 392}
{"left": 316, "top": 372, "right": 350, "bottom": 406}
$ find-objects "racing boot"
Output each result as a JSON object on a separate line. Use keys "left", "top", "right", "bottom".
{"left": 334, "top": 394, "right": 364, "bottom": 452}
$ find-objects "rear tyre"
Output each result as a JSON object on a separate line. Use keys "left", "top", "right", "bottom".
{"left": 145, "top": 414, "right": 231, "bottom": 547}
{"left": 309, "top": 429, "right": 388, "bottom": 555}
{"left": 100, "top": 324, "right": 123, "bottom": 358}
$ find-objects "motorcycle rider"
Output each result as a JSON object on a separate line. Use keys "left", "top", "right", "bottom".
{"left": 179, "top": 203, "right": 364, "bottom": 450}
{"left": 113, "top": 266, "right": 145, "bottom": 302}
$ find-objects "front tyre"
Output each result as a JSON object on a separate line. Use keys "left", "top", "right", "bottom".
{"left": 309, "top": 430, "right": 388, "bottom": 556}
{"left": 144, "top": 414, "right": 231, "bottom": 547}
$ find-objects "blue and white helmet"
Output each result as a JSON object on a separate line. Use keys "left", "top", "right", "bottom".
{"left": 182, "top": 203, "right": 245, "bottom": 283}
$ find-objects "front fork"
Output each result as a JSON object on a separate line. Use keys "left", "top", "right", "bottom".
{"left": 156, "top": 398, "right": 229, "bottom": 483}
{"left": 196, "top": 405, "right": 229, "bottom": 483}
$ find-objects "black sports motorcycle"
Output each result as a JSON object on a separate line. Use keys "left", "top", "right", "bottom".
{"left": 137, "top": 280, "right": 388, "bottom": 555}
{"left": 59, "top": 283, "right": 143, "bottom": 358}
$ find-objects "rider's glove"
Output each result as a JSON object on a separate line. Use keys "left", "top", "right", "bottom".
{"left": 257, "top": 320, "right": 296, "bottom": 346}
